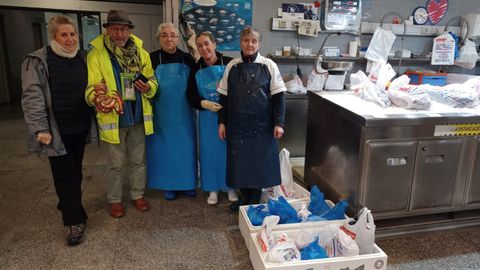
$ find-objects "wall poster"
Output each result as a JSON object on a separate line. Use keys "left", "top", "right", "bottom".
{"left": 180, "top": 0, "right": 252, "bottom": 51}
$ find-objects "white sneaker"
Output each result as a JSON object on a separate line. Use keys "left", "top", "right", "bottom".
{"left": 227, "top": 190, "right": 239, "bottom": 202}
{"left": 207, "top": 192, "right": 218, "bottom": 205}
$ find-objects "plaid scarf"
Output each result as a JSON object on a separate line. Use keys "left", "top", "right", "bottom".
{"left": 104, "top": 35, "right": 141, "bottom": 72}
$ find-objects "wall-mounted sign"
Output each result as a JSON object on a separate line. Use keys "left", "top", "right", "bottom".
{"left": 426, "top": 0, "right": 448, "bottom": 25}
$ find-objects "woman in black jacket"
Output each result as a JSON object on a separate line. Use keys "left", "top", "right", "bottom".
{"left": 21, "top": 15, "right": 96, "bottom": 246}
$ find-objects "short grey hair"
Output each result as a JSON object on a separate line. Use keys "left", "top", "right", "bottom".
{"left": 47, "top": 15, "right": 77, "bottom": 40}
{"left": 156, "top": 22, "right": 180, "bottom": 39}
{"left": 240, "top": 26, "right": 262, "bottom": 42}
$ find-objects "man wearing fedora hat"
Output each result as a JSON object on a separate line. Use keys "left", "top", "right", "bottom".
{"left": 85, "top": 10, "right": 158, "bottom": 218}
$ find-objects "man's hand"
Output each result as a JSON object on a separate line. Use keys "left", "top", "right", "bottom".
{"left": 274, "top": 126, "right": 284, "bottom": 139}
{"left": 201, "top": 100, "right": 222, "bottom": 112}
{"left": 94, "top": 81, "right": 107, "bottom": 95}
{"left": 36, "top": 131, "right": 52, "bottom": 145}
{"left": 134, "top": 80, "right": 150, "bottom": 93}
{"left": 218, "top": 124, "right": 226, "bottom": 140}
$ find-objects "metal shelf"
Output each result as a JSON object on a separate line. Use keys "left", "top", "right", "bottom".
{"left": 268, "top": 55, "right": 433, "bottom": 63}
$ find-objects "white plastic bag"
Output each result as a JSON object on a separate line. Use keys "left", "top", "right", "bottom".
{"left": 257, "top": 215, "right": 280, "bottom": 252}
{"left": 335, "top": 228, "right": 360, "bottom": 257}
{"left": 285, "top": 74, "right": 307, "bottom": 94}
{"left": 350, "top": 70, "right": 391, "bottom": 107}
{"left": 261, "top": 149, "right": 295, "bottom": 202}
{"left": 387, "top": 75, "right": 432, "bottom": 110}
{"left": 431, "top": 32, "right": 455, "bottom": 65}
{"left": 266, "top": 233, "right": 301, "bottom": 263}
{"left": 340, "top": 207, "right": 376, "bottom": 255}
{"left": 455, "top": 39, "right": 478, "bottom": 69}
{"left": 365, "top": 27, "right": 396, "bottom": 62}
{"left": 307, "top": 68, "right": 328, "bottom": 91}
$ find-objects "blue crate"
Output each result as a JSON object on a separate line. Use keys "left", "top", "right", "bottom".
{"left": 406, "top": 72, "right": 447, "bottom": 86}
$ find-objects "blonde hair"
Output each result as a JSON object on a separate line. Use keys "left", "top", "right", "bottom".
{"left": 156, "top": 22, "right": 180, "bottom": 39}
{"left": 47, "top": 15, "right": 76, "bottom": 40}
{"left": 240, "top": 26, "right": 261, "bottom": 42}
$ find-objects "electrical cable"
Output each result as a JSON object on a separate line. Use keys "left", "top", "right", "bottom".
{"left": 295, "top": 25, "right": 302, "bottom": 78}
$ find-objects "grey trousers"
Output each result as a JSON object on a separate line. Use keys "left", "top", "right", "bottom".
{"left": 106, "top": 124, "right": 146, "bottom": 203}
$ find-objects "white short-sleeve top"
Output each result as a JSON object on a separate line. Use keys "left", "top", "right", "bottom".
{"left": 217, "top": 53, "right": 286, "bottom": 96}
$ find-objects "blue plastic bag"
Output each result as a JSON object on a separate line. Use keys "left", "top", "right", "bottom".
{"left": 247, "top": 205, "right": 271, "bottom": 226}
{"left": 300, "top": 236, "right": 329, "bottom": 260}
{"left": 321, "top": 200, "right": 348, "bottom": 220}
{"left": 267, "top": 196, "right": 297, "bottom": 224}
{"left": 308, "top": 185, "right": 331, "bottom": 216}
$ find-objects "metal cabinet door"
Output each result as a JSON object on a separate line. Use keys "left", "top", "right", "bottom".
{"left": 410, "top": 139, "right": 463, "bottom": 210}
{"left": 362, "top": 140, "right": 417, "bottom": 213}
{"left": 280, "top": 94, "right": 308, "bottom": 157}
{"left": 465, "top": 137, "right": 480, "bottom": 205}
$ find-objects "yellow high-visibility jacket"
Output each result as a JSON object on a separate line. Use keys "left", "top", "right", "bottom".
{"left": 85, "top": 34, "right": 158, "bottom": 144}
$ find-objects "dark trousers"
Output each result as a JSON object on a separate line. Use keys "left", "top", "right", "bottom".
{"left": 240, "top": 188, "right": 262, "bottom": 205}
{"left": 48, "top": 131, "right": 88, "bottom": 226}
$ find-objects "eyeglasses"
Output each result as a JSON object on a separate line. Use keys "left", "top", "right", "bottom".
{"left": 159, "top": 33, "right": 178, "bottom": 39}
{"left": 109, "top": 26, "right": 131, "bottom": 33}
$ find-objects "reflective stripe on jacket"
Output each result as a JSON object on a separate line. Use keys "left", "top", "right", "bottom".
{"left": 85, "top": 34, "right": 158, "bottom": 144}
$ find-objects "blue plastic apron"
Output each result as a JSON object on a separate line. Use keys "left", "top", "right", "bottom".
{"left": 146, "top": 62, "right": 197, "bottom": 190}
{"left": 195, "top": 64, "right": 228, "bottom": 192}
{"left": 225, "top": 62, "right": 281, "bottom": 189}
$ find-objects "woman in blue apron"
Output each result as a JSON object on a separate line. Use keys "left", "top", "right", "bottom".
{"left": 147, "top": 23, "right": 197, "bottom": 200}
{"left": 187, "top": 32, "right": 238, "bottom": 205}
{"left": 217, "top": 27, "right": 287, "bottom": 211}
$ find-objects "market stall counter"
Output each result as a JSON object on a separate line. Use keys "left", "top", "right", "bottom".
{"left": 304, "top": 90, "right": 480, "bottom": 236}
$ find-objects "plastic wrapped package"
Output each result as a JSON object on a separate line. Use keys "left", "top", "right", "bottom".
{"left": 266, "top": 233, "right": 301, "bottom": 263}
{"left": 284, "top": 74, "right": 307, "bottom": 94}
{"left": 426, "top": 84, "right": 479, "bottom": 108}
{"left": 387, "top": 75, "right": 431, "bottom": 110}
{"left": 388, "top": 86, "right": 432, "bottom": 110}
{"left": 335, "top": 228, "right": 360, "bottom": 257}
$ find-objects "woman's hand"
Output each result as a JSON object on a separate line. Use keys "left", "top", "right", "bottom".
{"left": 36, "top": 132, "right": 52, "bottom": 145}
{"left": 201, "top": 100, "right": 222, "bottom": 112}
{"left": 274, "top": 126, "right": 284, "bottom": 139}
{"left": 218, "top": 124, "right": 226, "bottom": 140}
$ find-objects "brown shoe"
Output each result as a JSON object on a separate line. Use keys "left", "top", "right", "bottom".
{"left": 110, "top": 203, "right": 125, "bottom": 218}
{"left": 133, "top": 197, "right": 150, "bottom": 212}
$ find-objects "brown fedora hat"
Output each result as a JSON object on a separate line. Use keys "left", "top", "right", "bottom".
{"left": 103, "top": 10, "right": 134, "bottom": 28}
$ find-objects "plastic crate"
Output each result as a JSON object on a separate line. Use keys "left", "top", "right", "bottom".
{"left": 249, "top": 228, "right": 388, "bottom": 270}
{"left": 239, "top": 199, "right": 345, "bottom": 251}
{"left": 405, "top": 70, "right": 447, "bottom": 86}
{"left": 260, "top": 182, "right": 310, "bottom": 204}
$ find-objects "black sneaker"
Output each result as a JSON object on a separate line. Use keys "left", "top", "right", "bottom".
{"left": 67, "top": 224, "right": 85, "bottom": 246}
{"left": 229, "top": 201, "right": 241, "bottom": 212}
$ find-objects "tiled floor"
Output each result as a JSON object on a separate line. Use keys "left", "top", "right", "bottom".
{"left": 1, "top": 114, "right": 479, "bottom": 270}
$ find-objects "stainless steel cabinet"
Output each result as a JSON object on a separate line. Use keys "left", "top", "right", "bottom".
{"left": 362, "top": 141, "right": 417, "bottom": 213}
{"left": 280, "top": 93, "right": 308, "bottom": 157}
{"left": 465, "top": 137, "right": 480, "bottom": 205}
{"left": 410, "top": 139, "right": 463, "bottom": 210}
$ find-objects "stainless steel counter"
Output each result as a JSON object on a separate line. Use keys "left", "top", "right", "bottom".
{"left": 304, "top": 91, "right": 480, "bottom": 236}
